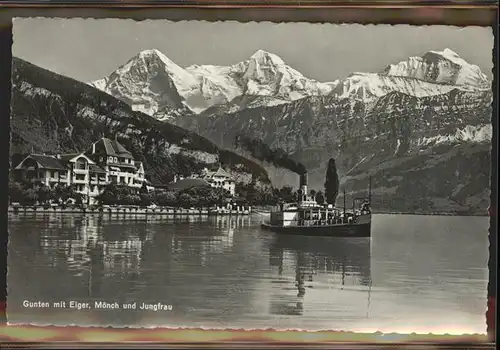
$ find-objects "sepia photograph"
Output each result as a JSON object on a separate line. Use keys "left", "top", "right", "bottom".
{"left": 7, "top": 18, "right": 493, "bottom": 334}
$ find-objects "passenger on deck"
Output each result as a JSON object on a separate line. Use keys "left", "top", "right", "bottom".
{"left": 361, "top": 200, "right": 371, "bottom": 214}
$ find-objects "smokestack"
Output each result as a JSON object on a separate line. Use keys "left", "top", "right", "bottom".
{"left": 299, "top": 172, "right": 308, "bottom": 196}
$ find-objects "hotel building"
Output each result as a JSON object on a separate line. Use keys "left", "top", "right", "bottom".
{"left": 170, "top": 167, "right": 236, "bottom": 196}
{"left": 13, "top": 137, "right": 147, "bottom": 204}
{"left": 202, "top": 167, "right": 236, "bottom": 196}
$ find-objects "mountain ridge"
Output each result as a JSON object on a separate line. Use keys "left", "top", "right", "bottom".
{"left": 90, "top": 48, "right": 491, "bottom": 120}
{"left": 381, "top": 48, "right": 490, "bottom": 89}
{"left": 75, "top": 48, "right": 493, "bottom": 214}
{"left": 181, "top": 83, "right": 492, "bottom": 214}
{"left": 10, "top": 57, "right": 271, "bottom": 187}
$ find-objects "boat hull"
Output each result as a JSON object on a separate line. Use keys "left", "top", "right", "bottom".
{"left": 260, "top": 221, "right": 371, "bottom": 237}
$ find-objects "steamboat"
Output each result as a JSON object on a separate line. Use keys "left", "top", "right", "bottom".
{"left": 261, "top": 172, "right": 372, "bottom": 237}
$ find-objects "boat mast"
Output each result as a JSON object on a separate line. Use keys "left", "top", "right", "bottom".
{"left": 343, "top": 188, "right": 346, "bottom": 217}
{"left": 368, "top": 176, "right": 372, "bottom": 203}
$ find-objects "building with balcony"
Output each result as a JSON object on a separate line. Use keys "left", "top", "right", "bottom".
{"left": 86, "top": 137, "right": 146, "bottom": 190}
{"left": 14, "top": 154, "right": 72, "bottom": 188}
{"left": 170, "top": 166, "right": 236, "bottom": 196}
{"left": 13, "top": 137, "right": 148, "bottom": 205}
{"left": 202, "top": 167, "right": 236, "bottom": 196}
{"left": 14, "top": 153, "right": 108, "bottom": 204}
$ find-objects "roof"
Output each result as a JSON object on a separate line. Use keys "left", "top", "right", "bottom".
{"left": 101, "top": 138, "right": 116, "bottom": 156}
{"left": 18, "top": 154, "right": 68, "bottom": 171}
{"left": 169, "top": 178, "right": 211, "bottom": 191}
{"left": 147, "top": 176, "right": 167, "bottom": 187}
{"left": 89, "top": 164, "right": 107, "bottom": 174}
{"left": 107, "top": 162, "right": 137, "bottom": 170}
{"left": 111, "top": 139, "right": 132, "bottom": 156}
{"left": 58, "top": 153, "right": 95, "bottom": 166}
{"left": 205, "top": 167, "right": 232, "bottom": 179}
{"left": 94, "top": 137, "right": 134, "bottom": 159}
{"left": 58, "top": 153, "right": 80, "bottom": 163}
{"left": 95, "top": 138, "right": 134, "bottom": 159}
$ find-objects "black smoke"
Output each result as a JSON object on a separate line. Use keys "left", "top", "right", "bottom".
{"left": 234, "top": 135, "right": 307, "bottom": 175}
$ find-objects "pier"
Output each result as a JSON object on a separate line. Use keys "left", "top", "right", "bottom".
{"left": 8, "top": 204, "right": 252, "bottom": 216}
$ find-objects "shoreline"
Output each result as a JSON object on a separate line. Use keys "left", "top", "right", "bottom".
{"left": 372, "top": 210, "right": 489, "bottom": 217}
{"left": 7, "top": 206, "right": 487, "bottom": 217}
{"left": 7, "top": 205, "right": 251, "bottom": 216}
{"left": 251, "top": 206, "right": 489, "bottom": 217}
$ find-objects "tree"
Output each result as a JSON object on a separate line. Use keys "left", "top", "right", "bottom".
{"left": 96, "top": 183, "right": 128, "bottom": 205}
{"left": 139, "top": 193, "right": 152, "bottom": 206}
{"left": 177, "top": 193, "right": 196, "bottom": 208}
{"left": 35, "top": 184, "right": 52, "bottom": 204}
{"left": 123, "top": 194, "right": 141, "bottom": 205}
{"left": 8, "top": 181, "right": 25, "bottom": 203}
{"left": 324, "top": 158, "right": 340, "bottom": 205}
{"left": 53, "top": 184, "right": 79, "bottom": 204}
{"left": 139, "top": 183, "right": 149, "bottom": 194}
{"left": 22, "top": 188, "right": 38, "bottom": 206}
{"left": 278, "top": 186, "right": 295, "bottom": 202}
{"left": 315, "top": 191, "right": 325, "bottom": 205}
{"left": 75, "top": 195, "right": 83, "bottom": 206}
{"left": 154, "top": 191, "right": 177, "bottom": 207}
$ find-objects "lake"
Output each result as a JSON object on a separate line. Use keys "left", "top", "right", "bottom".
{"left": 7, "top": 213, "right": 489, "bottom": 334}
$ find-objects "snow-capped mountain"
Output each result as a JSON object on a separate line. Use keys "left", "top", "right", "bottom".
{"left": 184, "top": 85, "right": 492, "bottom": 213}
{"left": 91, "top": 48, "right": 490, "bottom": 121}
{"left": 330, "top": 72, "right": 456, "bottom": 101}
{"left": 89, "top": 47, "right": 492, "bottom": 214}
{"left": 90, "top": 49, "right": 337, "bottom": 118}
{"left": 329, "top": 48, "right": 490, "bottom": 101}
{"left": 11, "top": 57, "right": 271, "bottom": 188}
{"left": 382, "top": 48, "right": 490, "bottom": 89}
{"left": 91, "top": 49, "right": 198, "bottom": 119}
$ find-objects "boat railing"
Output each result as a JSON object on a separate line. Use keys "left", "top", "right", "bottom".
{"left": 273, "top": 213, "right": 362, "bottom": 226}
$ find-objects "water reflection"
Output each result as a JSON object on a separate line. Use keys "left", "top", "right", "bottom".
{"left": 7, "top": 213, "right": 488, "bottom": 332}
{"left": 268, "top": 235, "right": 371, "bottom": 317}
{"left": 8, "top": 213, "right": 257, "bottom": 326}
{"left": 23, "top": 214, "right": 253, "bottom": 280}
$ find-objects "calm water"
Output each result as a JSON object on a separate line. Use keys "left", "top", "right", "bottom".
{"left": 7, "top": 213, "right": 489, "bottom": 334}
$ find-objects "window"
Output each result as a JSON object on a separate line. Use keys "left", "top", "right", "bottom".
{"left": 76, "top": 174, "right": 85, "bottom": 181}
{"left": 114, "top": 157, "right": 118, "bottom": 163}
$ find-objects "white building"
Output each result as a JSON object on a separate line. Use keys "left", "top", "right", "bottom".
{"left": 13, "top": 137, "right": 148, "bottom": 204}
{"left": 201, "top": 167, "right": 236, "bottom": 196}
{"left": 86, "top": 137, "right": 146, "bottom": 190}
{"left": 14, "top": 153, "right": 108, "bottom": 204}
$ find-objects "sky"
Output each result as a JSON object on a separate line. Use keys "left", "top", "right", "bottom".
{"left": 12, "top": 18, "right": 494, "bottom": 83}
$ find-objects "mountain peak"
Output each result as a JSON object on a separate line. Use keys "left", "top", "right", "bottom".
{"left": 433, "top": 48, "right": 460, "bottom": 57}
{"left": 134, "top": 48, "right": 177, "bottom": 66}
{"left": 382, "top": 48, "right": 489, "bottom": 89}
{"left": 138, "top": 48, "right": 163, "bottom": 57}
{"left": 249, "top": 49, "right": 285, "bottom": 65}
{"left": 424, "top": 48, "right": 468, "bottom": 66}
